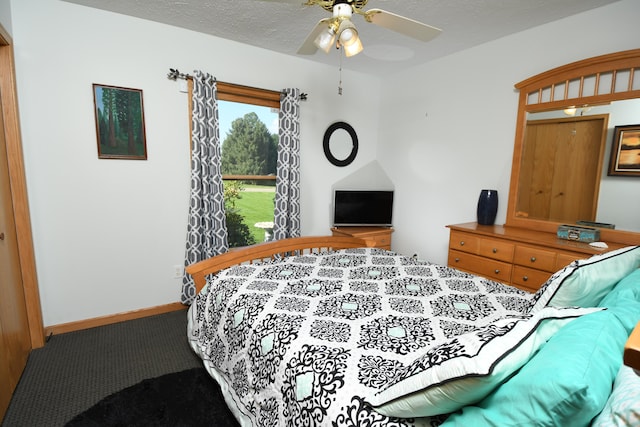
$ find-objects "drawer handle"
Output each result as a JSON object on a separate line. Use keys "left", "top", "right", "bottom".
{"left": 530, "top": 256, "right": 537, "bottom": 263}
{"left": 523, "top": 275, "right": 529, "bottom": 281}
{"left": 494, "top": 269, "right": 500, "bottom": 274}
{"left": 454, "top": 257, "right": 460, "bottom": 263}
{"left": 459, "top": 241, "right": 465, "bottom": 246}
{"left": 492, "top": 248, "right": 498, "bottom": 253}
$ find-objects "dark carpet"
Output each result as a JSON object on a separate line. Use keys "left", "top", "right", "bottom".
{"left": 2, "top": 310, "right": 238, "bottom": 426}
{"left": 65, "top": 368, "right": 240, "bottom": 427}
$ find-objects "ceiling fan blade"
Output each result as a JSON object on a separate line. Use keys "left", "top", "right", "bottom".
{"left": 297, "top": 18, "right": 334, "bottom": 55}
{"left": 364, "top": 9, "right": 442, "bottom": 42}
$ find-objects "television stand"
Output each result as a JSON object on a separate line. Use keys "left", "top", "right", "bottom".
{"left": 331, "top": 226, "right": 393, "bottom": 250}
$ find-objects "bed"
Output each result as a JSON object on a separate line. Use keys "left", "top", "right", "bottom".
{"left": 186, "top": 236, "right": 640, "bottom": 427}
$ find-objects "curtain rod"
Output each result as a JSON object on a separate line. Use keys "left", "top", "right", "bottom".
{"left": 167, "top": 68, "right": 308, "bottom": 101}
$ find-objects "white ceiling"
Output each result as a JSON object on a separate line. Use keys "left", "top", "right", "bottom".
{"left": 63, "top": 0, "right": 620, "bottom": 76}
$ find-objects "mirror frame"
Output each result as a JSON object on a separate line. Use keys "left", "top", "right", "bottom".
{"left": 323, "top": 121, "right": 358, "bottom": 167}
{"left": 506, "top": 49, "right": 640, "bottom": 245}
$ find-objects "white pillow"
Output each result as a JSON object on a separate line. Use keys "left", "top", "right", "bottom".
{"left": 369, "top": 306, "right": 602, "bottom": 417}
{"left": 529, "top": 246, "right": 640, "bottom": 313}
{"left": 592, "top": 365, "right": 640, "bottom": 426}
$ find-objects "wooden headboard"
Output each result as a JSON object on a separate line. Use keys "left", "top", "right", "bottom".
{"left": 185, "top": 235, "right": 372, "bottom": 293}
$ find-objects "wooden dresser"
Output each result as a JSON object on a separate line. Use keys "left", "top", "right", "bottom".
{"left": 447, "top": 222, "right": 626, "bottom": 293}
{"left": 331, "top": 226, "right": 393, "bottom": 250}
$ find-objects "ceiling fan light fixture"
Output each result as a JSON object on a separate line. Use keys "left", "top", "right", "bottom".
{"left": 342, "top": 36, "right": 363, "bottom": 57}
{"left": 314, "top": 26, "right": 336, "bottom": 53}
{"left": 337, "top": 19, "right": 363, "bottom": 57}
{"left": 332, "top": 2, "right": 353, "bottom": 18}
{"left": 296, "top": 1, "right": 442, "bottom": 60}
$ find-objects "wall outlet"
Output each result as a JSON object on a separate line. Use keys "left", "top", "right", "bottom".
{"left": 173, "top": 265, "right": 184, "bottom": 279}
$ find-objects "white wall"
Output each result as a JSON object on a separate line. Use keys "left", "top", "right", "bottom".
{"left": 11, "top": 0, "right": 381, "bottom": 326}
{"left": 0, "top": 0, "right": 11, "bottom": 36}
{"left": 379, "top": 0, "right": 640, "bottom": 265}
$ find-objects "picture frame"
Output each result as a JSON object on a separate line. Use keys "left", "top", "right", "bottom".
{"left": 608, "top": 124, "right": 640, "bottom": 176}
{"left": 93, "top": 84, "right": 147, "bottom": 160}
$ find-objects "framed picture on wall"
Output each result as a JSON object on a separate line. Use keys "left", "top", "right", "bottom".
{"left": 608, "top": 124, "right": 640, "bottom": 176}
{"left": 93, "top": 84, "right": 147, "bottom": 160}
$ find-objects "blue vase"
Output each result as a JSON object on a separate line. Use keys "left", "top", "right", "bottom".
{"left": 477, "top": 189, "right": 498, "bottom": 225}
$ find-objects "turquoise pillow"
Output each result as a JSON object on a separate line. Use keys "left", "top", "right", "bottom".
{"left": 600, "top": 268, "right": 640, "bottom": 304}
{"left": 440, "top": 308, "right": 632, "bottom": 427}
{"left": 598, "top": 279, "right": 640, "bottom": 333}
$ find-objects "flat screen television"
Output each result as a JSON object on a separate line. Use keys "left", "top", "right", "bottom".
{"left": 332, "top": 190, "right": 394, "bottom": 227}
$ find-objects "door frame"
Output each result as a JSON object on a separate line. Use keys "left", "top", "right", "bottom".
{"left": 0, "top": 24, "right": 44, "bottom": 348}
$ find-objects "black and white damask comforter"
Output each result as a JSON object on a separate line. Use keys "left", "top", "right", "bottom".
{"left": 187, "top": 247, "right": 536, "bottom": 426}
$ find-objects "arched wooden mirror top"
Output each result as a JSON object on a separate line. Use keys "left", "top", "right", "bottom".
{"left": 506, "top": 49, "right": 640, "bottom": 245}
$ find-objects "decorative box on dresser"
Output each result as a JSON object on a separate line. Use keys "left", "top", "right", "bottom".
{"left": 331, "top": 227, "right": 393, "bottom": 250}
{"left": 447, "top": 222, "right": 626, "bottom": 293}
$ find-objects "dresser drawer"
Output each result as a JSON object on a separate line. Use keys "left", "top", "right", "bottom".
{"left": 449, "top": 231, "right": 480, "bottom": 254}
{"left": 367, "top": 233, "right": 391, "bottom": 248}
{"left": 447, "top": 223, "right": 624, "bottom": 295}
{"left": 555, "top": 252, "right": 583, "bottom": 270}
{"left": 479, "top": 238, "right": 515, "bottom": 262}
{"left": 511, "top": 265, "right": 552, "bottom": 292}
{"left": 513, "top": 245, "right": 557, "bottom": 272}
{"left": 449, "top": 250, "right": 512, "bottom": 283}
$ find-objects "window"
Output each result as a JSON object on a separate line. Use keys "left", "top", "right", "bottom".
{"left": 214, "top": 83, "right": 281, "bottom": 248}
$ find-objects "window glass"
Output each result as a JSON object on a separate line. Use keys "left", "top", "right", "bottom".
{"left": 219, "top": 100, "right": 279, "bottom": 247}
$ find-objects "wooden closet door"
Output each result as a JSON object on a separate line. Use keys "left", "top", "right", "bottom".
{"left": 518, "top": 116, "right": 606, "bottom": 222}
{"left": 0, "top": 88, "right": 31, "bottom": 421}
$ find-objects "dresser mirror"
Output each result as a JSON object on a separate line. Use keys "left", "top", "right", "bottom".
{"left": 506, "top": 49, "right": 640, "bottom": 245}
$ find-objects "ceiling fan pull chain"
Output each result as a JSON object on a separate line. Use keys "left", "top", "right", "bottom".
{"left": 338, "top": 47, "right": 343, "bottom": 95}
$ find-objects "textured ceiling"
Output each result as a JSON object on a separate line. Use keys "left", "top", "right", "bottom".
{"left": 63, "top": 0, "right": 620, "bottom": 76}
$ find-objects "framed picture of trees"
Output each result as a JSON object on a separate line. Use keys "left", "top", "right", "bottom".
{"left": 93, "top": 84, "right": 147, "bottom": 159}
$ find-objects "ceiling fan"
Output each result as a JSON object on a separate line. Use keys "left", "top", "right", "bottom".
{"left": 269, "top": 0, "right": 442, "bottom": 57}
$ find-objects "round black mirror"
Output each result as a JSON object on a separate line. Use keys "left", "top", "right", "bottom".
{"left": 323, "top": 121, "right": 358, "bottom": 167}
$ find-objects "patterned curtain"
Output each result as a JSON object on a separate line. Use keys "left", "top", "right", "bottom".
{"left": 273, "top": 88, "right": 301, "bottom": 240}
{"left": 181, "top": 71, "right": 228, "bottom": 304}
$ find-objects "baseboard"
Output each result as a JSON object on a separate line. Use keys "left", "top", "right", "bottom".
{"left": 44, "top": 302, "right": 188, "bottom": 337}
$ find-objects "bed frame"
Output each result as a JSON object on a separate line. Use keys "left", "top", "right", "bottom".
{"left": 625, "top": 321, "right": 640, "bottom": 371}
{"left": 185, "top": 235, "right": 372, "bottom": 293}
